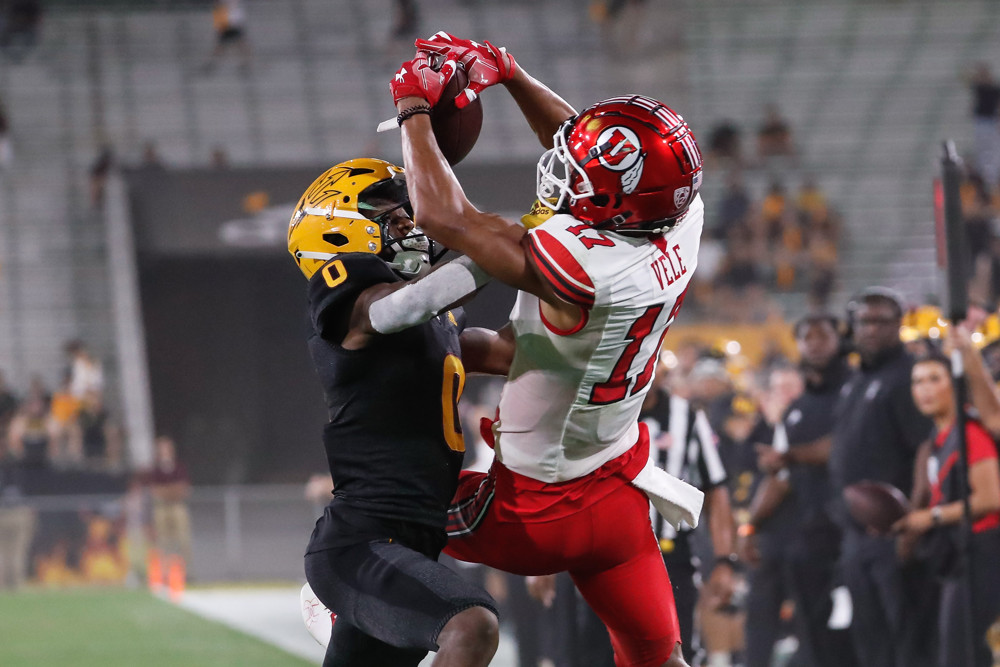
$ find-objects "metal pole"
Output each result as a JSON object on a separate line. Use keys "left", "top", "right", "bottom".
{"left": 941, "top": 140, "right": 975, "bottom": 667}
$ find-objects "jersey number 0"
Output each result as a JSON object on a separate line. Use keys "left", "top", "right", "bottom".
{"left": 441, "top": 354, "right": 466, "bottom": 452}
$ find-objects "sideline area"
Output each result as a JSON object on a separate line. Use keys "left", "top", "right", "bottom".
{"left": 179, "top": 584, "right": 519, "bottom": 667}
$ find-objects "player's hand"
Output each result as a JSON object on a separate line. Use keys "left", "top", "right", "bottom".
{"left": 391, "top": 52, "right": 457, "bottom": 107}
{"left": 754, "top": 444, "right": 786, "bottom": 474}
{"left": 705, "top": 561, "right": 735, "bottom": 609}
{"left": 948, "top": 323, "right": 974, "bottom": 355}
{"left": 736, "top": 532, "right": 760, "bottom": 567}
{"left": 525, "top": 574, "right": 557, "bottom": 608}
{"left": 415, "top": 31, "right": 516, "bottom": 108}
{"left": 891, "top": 509, "right": 933, "bottom": 536}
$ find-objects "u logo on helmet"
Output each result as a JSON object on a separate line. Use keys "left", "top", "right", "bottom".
{"left": 594, "top": 126, "right": 645, "bottom": 195}
{"left": 595, "top": 126, "right": 642, "bottom": 171}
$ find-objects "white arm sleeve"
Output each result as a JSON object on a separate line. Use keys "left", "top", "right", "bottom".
{"left": 368, "top": 255, "right": 491, "bottom": 334}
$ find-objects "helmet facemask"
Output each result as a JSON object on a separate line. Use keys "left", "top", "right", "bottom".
{"left": 536, "top": 119, "right": 594, "bottom": 215}
{"left": 358, "top": 174, "right": 445, "bottom": 279}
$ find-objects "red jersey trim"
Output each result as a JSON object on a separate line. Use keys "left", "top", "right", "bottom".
{"left": 489, "top": 423, "right": 651, "bottom": 524}
{"left": 538, "top": 301, "right": 588, "bottom": 336}
{"left": 527, "top": 230, "right": 596, "bottom": 309}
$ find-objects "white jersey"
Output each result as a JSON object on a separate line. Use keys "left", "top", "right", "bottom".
{"left": 494, "top": 195, "right": 704, "bottom": 483}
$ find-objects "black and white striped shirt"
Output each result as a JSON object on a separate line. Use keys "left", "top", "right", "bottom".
{"left": 640, "top": 390, "right": 728, "bottom": 542}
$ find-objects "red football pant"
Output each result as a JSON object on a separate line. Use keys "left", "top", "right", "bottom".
{"left": 445, "top": 476, "right": 680, "bottom": 667}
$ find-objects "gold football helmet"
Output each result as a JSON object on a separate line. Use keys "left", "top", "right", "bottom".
{"left": 288, "top": 158, "right": 438, "bottom": 279}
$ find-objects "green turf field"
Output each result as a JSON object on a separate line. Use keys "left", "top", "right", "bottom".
{"left": 0, "top": 588, "right": 314, "bottom": 667}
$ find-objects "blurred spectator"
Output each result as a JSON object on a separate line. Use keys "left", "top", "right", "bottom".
{"left": 49, "top": 372, "right": 82, "bottom": 466}
{"left": 964, "top": 172, "right": 996, "bottom": 258}
{"left": 210, "top": 145, "right": 230, "bottom": 169}
{"left": 88, "top": 146, "right": 114, "bottom": 209}
{"left": 391, "top": 0, "right": 418, "bottom": 39}
{"left": 0, "top": 444, "right": 34, "bottom": 590}
{"left": 707, "top": 120, "right": 743, "bottom": 164}
{"left": 204, "top": 0, "right": 250, "bottom": 73}
{"left": 26, "top": 374, "right": 49, "bottom": 406}
{"left": 0, "top": 95, "right": 11, "bottom": 170}
{"left": 742, "top": 315, "right": 858, "bottom": 667}
{"left": 0, "top": 370, "right": 18, "bottom": 454}
{"left": 49, "top": 371, "right": 80, "bottom": 430}
{"left": 714, "top": 171, "right": 751, "bottom": 240}
{"left": 715, "top": 224, "right": 769, "bottom": 323}
{"left": 969, "top": 63, "right": 1000, "bottom": 189}
{"left": 140, "top": 140, "right": 164, "bottom": 170}
{"left": 760, "top": 181, "right": 787, "bottom": 232}
{"left": 805, "top": 233, "right": 838, "bottom": 309}
{"left": 0, "top": 0, "right": 42, "bottom": 63}
{"left": 77, "top": 391, "right": 121, "bottom": 470}
{"left": 145, "top": 435, "right": 192, "bottom": 563}
{"left": 7, "top": 394, "right": 56, "bottom": 469}
{"left": 65, "top": 340, "right": 103, "bottom": 400}
{"left": 756, "top": 104, "right": 795, "bottom": 160}
{"left": 831, "top": 288, "right": 937, "bottom": 667}
{"left": 894, "top": 351, "right": 1000, "bottom": 667}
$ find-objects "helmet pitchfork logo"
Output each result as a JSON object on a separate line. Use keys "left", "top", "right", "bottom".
{"left": 593, "top": 126, "right": 645, "bottom": 195}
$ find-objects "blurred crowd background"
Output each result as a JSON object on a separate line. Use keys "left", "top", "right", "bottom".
{"left": 2, "top": 1, "right": 1000, "bottom": 666}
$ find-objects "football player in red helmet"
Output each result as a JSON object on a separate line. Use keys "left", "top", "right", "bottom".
{"left": 390, "top": 33, "right": 708, "bottom": 667}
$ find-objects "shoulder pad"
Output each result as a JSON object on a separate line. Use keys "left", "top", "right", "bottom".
{"left": 308, "top": 253, "right": 399, "bottom": 338}
{"left": 525, "top": 219, "right": 597, "bottom": 309}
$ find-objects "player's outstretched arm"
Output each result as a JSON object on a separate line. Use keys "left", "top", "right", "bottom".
{"left": 460, "top": 325, "right": 514, "bottom": 376}
{"left": 396, "top": 107, "right": 545, "bottom": 291}
{"left": 392, "top": 58, "right": 584, "bottom": 329}
{"left": 503, "top": 67, "right": 577, "bottom": 150}
{"left": 339, "top": 255, "right": 491, "bottom": 350}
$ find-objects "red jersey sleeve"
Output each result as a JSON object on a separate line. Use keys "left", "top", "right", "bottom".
{"left": 966, "top": 421, "right": 998, "bottom": 466}
{"left": 525, "top": 228, "right": 596, "bottom": 309}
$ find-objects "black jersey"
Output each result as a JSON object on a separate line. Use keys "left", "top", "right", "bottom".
{"left": 305, "top": 253, "right": 466, "bottom": 534}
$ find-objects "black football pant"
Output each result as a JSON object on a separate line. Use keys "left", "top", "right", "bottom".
{"left": 840, "top": 531, "right": 938, "bottom": 667}
{"left": 745, "top": 543, "right": 858, "bottom": 667}
{"left": 938, "top": 529, "right": 1000, "bottom": 667}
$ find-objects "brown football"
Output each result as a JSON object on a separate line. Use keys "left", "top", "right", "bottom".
{"left": 844, "top": 480, "right": 911, "bottom": 535}
{"left": 431, "top": 65, "right": 483, "bottom": 166}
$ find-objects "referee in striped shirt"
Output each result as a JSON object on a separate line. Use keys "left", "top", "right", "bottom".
{"left": 640, "top": 373, "right": 736, "bottom": 664}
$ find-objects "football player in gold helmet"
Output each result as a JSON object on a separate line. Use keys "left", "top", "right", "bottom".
{"left": 288, "top": 157, "right": 443, "bottom": 281}
{"left": 290, "top": 158, "right": 512, "bottom": 667}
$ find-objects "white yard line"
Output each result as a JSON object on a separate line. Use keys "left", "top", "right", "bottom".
{"left": 178, "top": 585, "right": 517, "bottom": 667}
{"left": 179, "top": 586, "right": 326, "bottom": 664}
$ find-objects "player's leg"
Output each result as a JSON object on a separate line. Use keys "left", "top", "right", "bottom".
{"left": 433, "top": 606, "right": 499, "bottom": 667}
{"left": 570, "top": 484, "right": 687, "bottom": 667}
{"left": 324, "top": 619, "right": 427, "bottom": 667}
{"left": 305, "top": 539, "right": 497, "bottom": 667}
{"left": 743, "top": 554, "right": 785, "bottom": 667}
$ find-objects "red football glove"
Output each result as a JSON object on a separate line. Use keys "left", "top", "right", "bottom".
{"left": 390, "top": 52, "right": 457, "bottom": 107}
{"left": 415, "top": 31, "right": 517, "bottom": 109}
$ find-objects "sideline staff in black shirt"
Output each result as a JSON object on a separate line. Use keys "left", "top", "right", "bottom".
{"left": 830, "top": 289, "right": 935, "bottom": 667}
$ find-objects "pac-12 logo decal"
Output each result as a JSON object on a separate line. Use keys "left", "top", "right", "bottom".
{"left": 673, "top": 186, "right": 691, "bottom": 209}
{"left": 595, "top": 126, "right": 645, "bottom": 195}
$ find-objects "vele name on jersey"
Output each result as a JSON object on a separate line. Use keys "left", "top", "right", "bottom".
{"left": 649, "top": 242, "right": 688, "bottom": 290}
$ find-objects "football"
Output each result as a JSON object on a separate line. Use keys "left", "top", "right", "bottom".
{"left": 844, "top": 480, "right": 911, "bottom": 535}
{"left": 431, "top": 64, "right": 483, "bottom": 165}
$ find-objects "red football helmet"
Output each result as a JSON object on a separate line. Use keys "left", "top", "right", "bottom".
{"left": 536, "top": 95, "right": 703, "bottom": 233}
